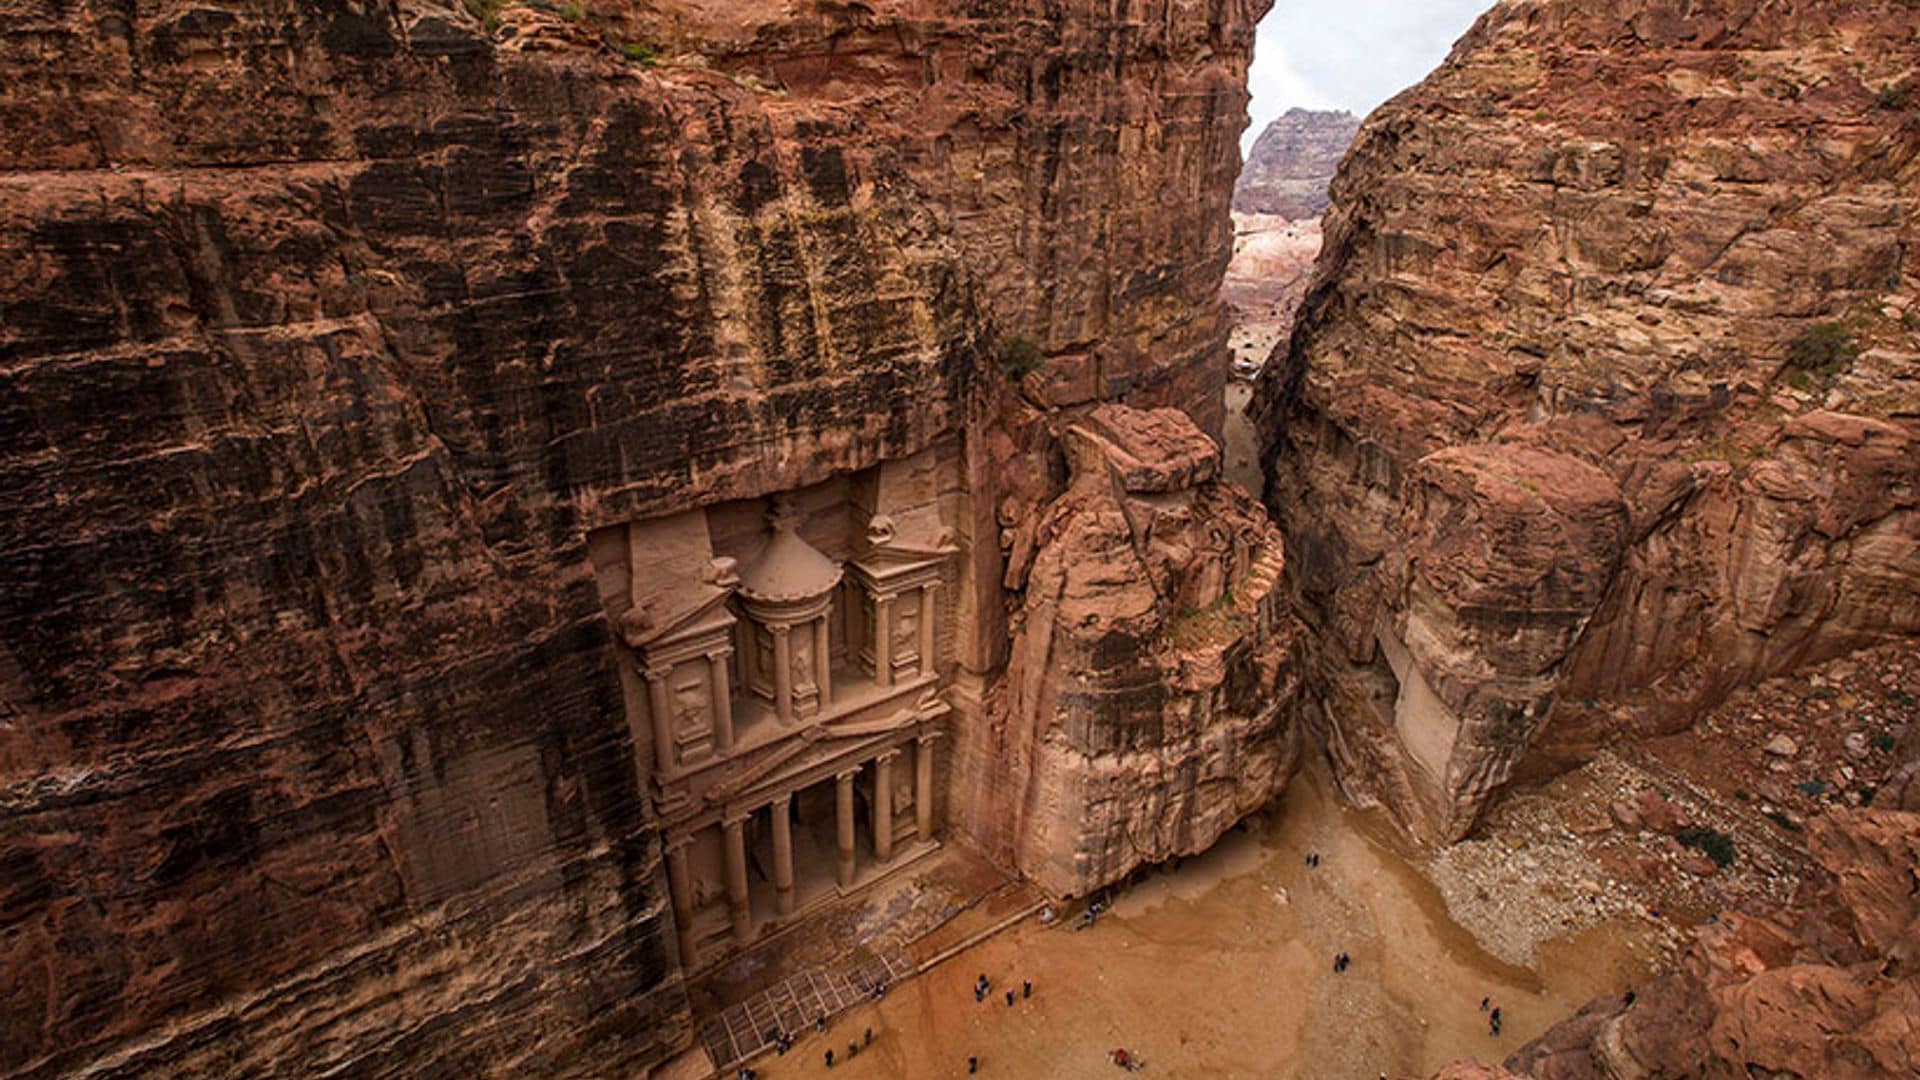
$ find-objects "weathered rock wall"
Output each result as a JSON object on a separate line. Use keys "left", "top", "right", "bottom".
{"left": 1257, "top": 0, "right": 1920, "bottom": 843}
{"left": 0, "top": 0, "right": 1269, "bottom": 1075}
{"left": 1232, "top": 107, "right": 1359, "bottom": 219}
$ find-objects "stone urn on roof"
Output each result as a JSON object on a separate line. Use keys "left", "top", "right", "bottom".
{"left": 735, "top": 496, "right": 842, "bottom": 723}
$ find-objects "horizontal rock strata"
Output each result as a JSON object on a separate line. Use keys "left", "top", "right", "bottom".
{"left": 0, "top": 0, "right": 1271, "bottom": 1075}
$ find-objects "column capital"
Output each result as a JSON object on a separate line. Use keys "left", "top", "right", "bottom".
{"left": 916, "top": 730, "right": 942, "bottom": 747}
{"left": 768, "top": 621, "right": 793, "bottom": 637}
{"left": 835, "top": 766, "right": 861, "bottom": 783}
{"left": 663, "top": 832, "right": 695, "bottom": 854}
{"left": 875, "top": 747, "right": 904, "bottom": 765}
{"left": 722, "top": 811, "right": 750, "bottom": 830}
{"left": 769, "top": 791, "right": 793, "bottom": 811}
{"left": 642, "top": 661, "right": 674, "bottom": 682}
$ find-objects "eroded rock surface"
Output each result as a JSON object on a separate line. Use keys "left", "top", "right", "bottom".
{"left": 1257, "top": 0, "right": 1920, "bottom": 843}
{"left": 978, "top": 405, "right": 1303, "bottom": 897}
{"left": 0, "top": 0, "right": 1270, "bottom": 1075}
{"left": 1233, "top": 107, "right": 1360, "bottom": 219}
{"left": 1487, "top": 808, "right": 1920, "bottom": 1080}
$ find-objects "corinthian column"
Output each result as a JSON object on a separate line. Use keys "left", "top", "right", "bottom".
{"left": 771, "top": 623, "right": 794, "bottom": 724}
{"left": 665, "top": 837, "right": 698, "bottom": 970}
{"left": 872, "top": 751, "right": 900, "bottom": 863}
{"left": 771, "top": 794, "right": 795, "bottom": 916}
{"left": 835, "top": 768, "right": 857, "bottom": 889}
{"left": 723, "top": 816, "right": 751, "bottom": 945}
{"left": 644, "top": 663, "right": 675, "bottom": 774}
{"left": 915, "top": 734, "right": 937, "bottom": 841}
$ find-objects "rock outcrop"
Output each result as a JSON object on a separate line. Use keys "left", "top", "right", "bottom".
{"left": 1481, "top": 808, "right": 1920, "bottom": 1080}
{"left": 1257, "top": 0, "right": 1920, "bottom": 843}
{"left": 0, "top": 1, "right": 1272, "bottom": 1076}
{"left": 978, "top": 405, "right": 1302, "bottom": 896}
{"left": 1233, "top": 107, "right": 1360, "bottom": 219}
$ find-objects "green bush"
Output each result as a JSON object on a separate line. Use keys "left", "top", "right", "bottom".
{"left": 1796, "top": 779, "right": 1829, "bottom": 797}
{"left": 1786, "top": 322, "right": 1861, "bottom": 377}
{"left": 998, "top": 335, "right": 1044, "bottom": 381}
{"left": 1878, "top": 83, "right": 1910, "bottom": 110}
{"left": 463, "top": 0, "right": 510, "bottom": 31}
{"left": 1676, "top": 826, "right": 1738, "bottom": 868}
{"left": 557, "top": 1, "right": 585, "bottom": 22}
{"left": 617, "top": 40, "right": 657, "bottom": 64}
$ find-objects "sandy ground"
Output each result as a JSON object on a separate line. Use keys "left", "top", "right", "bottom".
{"left": 748, "top": 762, "right": 1654, "bottom": 1080}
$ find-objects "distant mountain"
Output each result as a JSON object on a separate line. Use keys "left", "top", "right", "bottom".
{"left": 1233, "top": 108, "right": 1361, "bottom": 218}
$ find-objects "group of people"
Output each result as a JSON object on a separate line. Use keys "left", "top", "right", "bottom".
{"left": 1480, "top": 997, "right": 1502, "bottom": 1036}
{"left": 973, "top": 972, "right": 1033, "bottom": 1007}
{"left": 959, "top": 972, "right": 1037, "bottom": 1071}
{"left": 818, "top": 1025, "right": 874, "bottom": 1070}
{"left": 1332, "top": 951, "right": 1352, "bottom": 973}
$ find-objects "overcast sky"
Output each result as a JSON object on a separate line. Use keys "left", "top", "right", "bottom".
{"left": 1244, "top": 0, "right": 1493, "bottom": 152}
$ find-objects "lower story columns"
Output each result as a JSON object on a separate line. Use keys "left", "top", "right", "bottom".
{"left": 771, "top": 794, "right": 795, "bottom": 916}
{"left": 666, "top": 838, "right": 699, "bottom": 970}
{"left": 835, "top": 768, "right": 858, "bottom": 889}
{"left": 872, "top": 750, "right": 899, "bottom": 863}
{"left": 723, "top": 816, "right": 751, "bottom": 945}
{"left": 915, "top": 734, "right": 936, "bottom": 841}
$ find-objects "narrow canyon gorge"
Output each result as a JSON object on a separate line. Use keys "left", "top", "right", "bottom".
{"left": 0, "top": 1, "right": 1915, "bottom": 1079}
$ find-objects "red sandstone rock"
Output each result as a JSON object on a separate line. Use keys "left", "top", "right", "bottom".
{"left": 1480, "top": 809, "right": 1920, "bottom": 1080}
{"left": 0, "top": 0, "right": 1272, "bottom": 1074}
{"left": 1257, "top": 0, "right": 1920, "bottom": 844}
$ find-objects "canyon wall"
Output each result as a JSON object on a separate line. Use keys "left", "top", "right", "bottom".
{"left": 1257, "top": 0, "right": 1920, "bottom": 843}
{"left": 0, "top": 1, "right": 1272, "bottom": 1075}
{"left": 1232, "top": 107, "right": 1360, "bottom": 220}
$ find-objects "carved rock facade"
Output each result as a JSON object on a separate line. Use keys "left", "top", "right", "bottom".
{"left": 0, "top": 0, "right": 1282, "bottom": 1076}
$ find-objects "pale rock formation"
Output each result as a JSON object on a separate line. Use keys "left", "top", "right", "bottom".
{"left": 1233, "top": 108, "right": 1360, "bottom": 219}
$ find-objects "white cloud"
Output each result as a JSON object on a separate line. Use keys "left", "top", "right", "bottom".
{"left": 1243, "top": 0, "right": 1493, "bottom": 153}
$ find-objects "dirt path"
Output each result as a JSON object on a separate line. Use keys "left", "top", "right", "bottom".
{"left": 752, "top": 762, "right": 1654, "bottom": 1080}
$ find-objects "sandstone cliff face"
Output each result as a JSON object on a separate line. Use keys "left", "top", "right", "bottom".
{"left": 1257, "top": 0, "right": 1920, "bottom": 843}
{"left": 1232, "top": 107, "right": 1360, "bottom": 219}
{"left": 979, "top": 406, "right": 1302, "bottom": 896}
{"left": 0, "top": 1, "right": 1269, "bottom": 1075}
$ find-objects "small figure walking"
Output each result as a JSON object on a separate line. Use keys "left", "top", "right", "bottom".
{"left": 1479, "top": 997, "right": 1489, "bottom": 1012}
{"left": 1333, "top": 951, "right": 1350, "bottom": 973}
{"left": 864, "top": 1026, "right": 873, "bottom": 1047}
{"left": 1490, "top": 1006, "right": 1503, "bottom": 1037}
{"left": 1022, "top": 979, "right": 1032, "bottom": 999}
{"left": 968, "top": 1055, "right": 979, "bottom": 1073}
{"left": 1005, "top": 989, "right": 1015, "bottom": 1007}
{"left": 975, "top": 973, "right": 990, "bottom": 1002}
{"left": 847, "top": 1040, "right": 858, "bottom": 1060}
{"left": 825, "top": 1048, "right": 835, "bottom": 1068}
